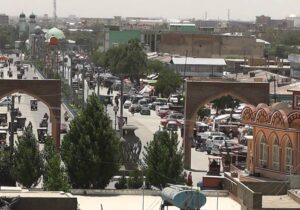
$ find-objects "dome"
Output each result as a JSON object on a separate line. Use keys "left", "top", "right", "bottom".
{"left": 19, "top": 13, "right": 25, "bottom": 18}
{"left": 34, "top": 26, "right": 42, "bottom": 34}
{"left": 29, "top": 13, "right": 36, "bottom": 19}
{"left": 46, "top": 27, "right": 65, "bottom": 40}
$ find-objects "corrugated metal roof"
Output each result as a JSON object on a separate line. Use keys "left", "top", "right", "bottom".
{"left": 171, "top": 57, "right": 226, "bottom": 66}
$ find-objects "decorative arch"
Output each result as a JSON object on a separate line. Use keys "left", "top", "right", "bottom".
{"left": 269, "top": 132, "right": 280, "bottom": 170}
{"left": 184, "top": 80, "right": 269, "bottom": 168}
{"left": 256, "top": 131, "right": 268, "bottom": 168}
{"left": 0, "top": 79, "right": 61, "bottom": 147}
{"left": 282, "top": 136, "right": 293, "bottom": 174}
{"left": 241, "top": 105, "right": 256, "bottom": 123}
{"left": 287, "top": 112, "right": 300, "bottom": 128}
{"left": 255, "top": 108, "right": 271, "bottom": 124}
{"left": 270, "top": 110, "right": 288, "bottom": 129}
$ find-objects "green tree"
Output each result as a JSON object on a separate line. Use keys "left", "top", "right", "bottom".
{"left": 13, "top": 125, "right": 43, "bottom": 188}
{"left": 0, "top": 150, "right": 15, "bottom": 186}
{"left": 147, "top": 60, "right": 165, "bottom": 74}
{"left": 105, "top": 39, "right": 147, "bottom": 82}
{"left": 143, "top": 131, "right": 184, "bottom": 188}
{"left": 61, "top": 94, "right": 120, "bottom": 188}
{"left": 211, "top": 95, "right": 240, "bottom": 116}
{"left": 155, "top": 68, "right": 182, "bottom": 97}
{"left": 43, "top": 136, "right": 70, "bottom": 192}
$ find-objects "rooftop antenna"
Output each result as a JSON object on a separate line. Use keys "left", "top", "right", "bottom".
{"left": 205, "top": 11, "right": 207, "bottom": 20}
{"left": 53, "top": 0, "right": 57, "bottom": 25}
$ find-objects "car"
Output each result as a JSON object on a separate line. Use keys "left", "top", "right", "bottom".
{"left": 199, "top": 131, "right": 226, "bottom": 142}
{"left": 156, "top": 106, "right": 170, "bottom": 118}
{"left": 206, "top": 135, "right": 229, "bottom": 154}
{"left": 129, "top": 104, "right": 141, "bottom": 113}
{"left": 60, "top": 123, "right": 68, "bottom": 134}
{"left": 0, "top": 63, "right": 4, "bottom": 68}
{"left": 166, "top": 120, "right": 178, "bottom": 131}
{"left": 123, "top": 100, "right": 132, "bottom": 109}
{"left": 0, "top": 97, "right": 12, "bottom": 106}
{"left": 140, "top": 106, "right": 151, "bottom": 115}
{"left": 169, "top": 94, "right": 179, "bottom": 104}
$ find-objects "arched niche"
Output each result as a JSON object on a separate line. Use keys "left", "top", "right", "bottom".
{"left": 184, "top": 80, "right": 269, "bottom": 169}
{"left": 0, "top": 79, "right": 61, "bottom": 148}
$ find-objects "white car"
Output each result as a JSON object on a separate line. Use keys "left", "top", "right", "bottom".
{"left": 206, "top": 135, "right": 229, "bottom": 154}
{"left": 123, "top": 100, "right": 132, "bottom": 109}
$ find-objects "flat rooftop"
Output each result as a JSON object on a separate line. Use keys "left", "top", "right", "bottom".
{"left": 76, "top": 195, "right": 240, "bottom": 210}
{"left": 0, "top": 191, "right": 72, "bottom": 198}
{"left": 263, "top": 195, "right": 300, "bottom": 209}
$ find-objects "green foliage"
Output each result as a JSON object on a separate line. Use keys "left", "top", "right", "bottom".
{"left": 197, "top": 107, "right": 211, "bottom": 120}
{"left": 114, "top": 175, "right": 127, "bottom": 189}
{"left": 0, "top": 150, "right": 15, "bottom": 186}
{"left": 143, "top": 131, "right": 184, "bottom": 188}
{"left": 105, "top": 39, "right": 147, "bottom": 81}
{"left": 0, "top": 25, "right": 18, "bottom": 48}
{"left": 211, "top": 95, "right": 240, "bottom": 115}
{"left": 61, "top": 94, "right": 120, "bottom": 189}
{"left": 155, "top": 68, "right": 182, "bottom": 98}
{"left": 147, "top": 60, "right": 165, "bottom": 74}
{"left": 127, "top": 170, "right": 143, "bottom": 189}
{"left": 13, "top": 125, "right": 43, "bottom": 188}
{"left": 43, "top": 136, "right": 70, "bottom": 192}
{"left": 91, "top": 50, "right": 107, "bottom": 67}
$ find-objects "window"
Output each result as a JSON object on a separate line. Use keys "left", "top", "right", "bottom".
{"left": 272, "top": 138, "right": 279, "bottom": 170}
{"left": 258, "top": 135, "right": 268, "bottom": 168}
{"left": 285, "top": 140, "right": 293, "bottom": 174}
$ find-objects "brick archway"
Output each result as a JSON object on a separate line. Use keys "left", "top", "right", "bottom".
{"left": 184, "top": 80, "right": 269, "bottom": 169}
{"left": 0, "top": 79, "right": 61, "bottom": 147}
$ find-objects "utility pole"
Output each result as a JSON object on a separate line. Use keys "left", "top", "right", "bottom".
{"left": 82, "top": 62, "right": 85, "bottom": 107}
{"left": 120, "top": 76, "right": 124, "bottom": 137}
{"left": 274, "top": 77, "right": 277, "bottom": 103}
{"left": 182, "top": 50, "right": 188, "bottom": 96}
{"left": 97, "top": 68, "right": 100, "bottom": 96}
{"left": 9, "top": 96, "right": 15, "bottom": 159}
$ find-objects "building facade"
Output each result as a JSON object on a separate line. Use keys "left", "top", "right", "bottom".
{"left": 0, "top": 14, "right": 9, "bottom": 25}
{"left": 241, "top": 92, "right": 300, "bottom": 180}
{"left": 158, "top": 32, "right": 264, "bottom": 58}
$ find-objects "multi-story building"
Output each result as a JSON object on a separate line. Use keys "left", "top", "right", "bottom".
{"left": 0, "top": 14, "right": 9, "bottom": 25}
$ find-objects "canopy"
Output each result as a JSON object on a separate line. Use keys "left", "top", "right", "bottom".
{"left": 139, "top": 85, "right": 154, "bottom": 95}
{"left": 0, "top": 55, "right": 8, "bottom": 61}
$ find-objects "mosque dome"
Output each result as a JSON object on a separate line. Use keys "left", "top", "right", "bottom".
{"left": 29, "top": 13, "right": 36, "bottom": 19}
{"left": 34, "top": 26, "right": 42, "bottom": 34}
{"left": 19, "top": 13, "right": 26, "bottom": 18}
{"left": 46, "top": 27, "right": 65, "bottom": 40}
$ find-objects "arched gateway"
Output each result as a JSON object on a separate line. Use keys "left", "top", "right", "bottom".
{"left": 184, "top": 80, "right": 269, "bottom": 169}
{"left": 0, "top": 79, "right": 61, "bottom": 147}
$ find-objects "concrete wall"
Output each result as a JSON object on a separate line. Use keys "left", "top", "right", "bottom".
{"left": 237, "top": 182, "right": 262, "bottom": 209}
{"left": 14, "top": 197, "right": 77, "bottom": 210}
{"left": 242, "top": 181, "right": 288, "bottom": 195}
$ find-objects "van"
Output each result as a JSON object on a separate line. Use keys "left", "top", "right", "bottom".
{"left": 206, "top": 136, "right": 229, "bottom": 154}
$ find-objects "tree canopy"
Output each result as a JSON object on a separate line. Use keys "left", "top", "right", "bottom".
{"left": 105, "top": 39, "right": 147, "bottom": 81}
{"left": 61, "top": 94, "right": 120, "bottom": 188}
{"left": 211, "top": 95, "right": 240, "bottom": 115}
{"left": 142, "top": 130, "right": 184, "bottom": 188}
{"left": 43, "top": 136, "right": 70, "bottom": 192}
{"left": 155, "top": 68, "right": 182, "bottom": 98}
{"left": 13, "top": 125, "right": 43, "bottom": 188}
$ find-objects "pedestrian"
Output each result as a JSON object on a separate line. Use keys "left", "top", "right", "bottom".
{"left": 187, "top": 172, "right": 193, "bottom": 186}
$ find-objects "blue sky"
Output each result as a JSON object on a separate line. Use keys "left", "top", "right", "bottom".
{"left": 2, "top": 0, "right": 299, "bottom": 20}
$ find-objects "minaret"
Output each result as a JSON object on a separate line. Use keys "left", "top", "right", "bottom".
{"left": 18, "top": 13, "right": 27, "bottom": 39}
{"left": 53, "top": 0, "right": 57, "bottom": 25}
{"left": 29, "top": 13, "right": 37, "bottom": 35}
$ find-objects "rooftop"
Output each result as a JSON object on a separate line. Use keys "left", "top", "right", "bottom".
{"left": 171, "top": 57, "right": 226, "bottom": 66}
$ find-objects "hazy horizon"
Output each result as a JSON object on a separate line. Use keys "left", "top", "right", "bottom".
{"left": 2, "top": 0, "right": 300, "bottom": 21}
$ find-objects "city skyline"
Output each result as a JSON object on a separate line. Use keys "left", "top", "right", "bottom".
{"left": 2, "top": 0, "right": 300, "bottom": 21}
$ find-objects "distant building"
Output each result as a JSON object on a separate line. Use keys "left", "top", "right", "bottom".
{"left": 104, "top": 30, "right": 142, "bottom": 51}
{"left": 288, "top": 54, "right": 300, "bottom": 78}
{"left": 256, "top": 15, "right": 294, "bottom": 29}
{"left": 0, "top": 14, "right": 9, "bottom": 25}
{"left": 28, "top": 13, "right": 37, "bottom": 35}
{"left": 169, "top": 56, "right": 226, "bottom": 77}
{"left": 158, "top": 32, "right": 264, "bottom": 58}
{"left": 18, "top": 13, "right": 27, "bottom": 40}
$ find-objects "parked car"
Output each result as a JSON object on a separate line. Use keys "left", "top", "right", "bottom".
{"left": 167, "top": 120, "right": 178, "bottom": 131}
{"left": 206, "top": 135, "right": 229, "bottom": 154}
{"left": 168, "top": 94, "right": 179, "bottom": 104}
{"left": 199, "top": 131, "right": 226, "bottom": 141}
{"left": 123, "top": 100, "right": 132, "bottom": 109}
{"left": 140, "top": 106, "right": 151, "bottom": 115}
{"left": 0, "top": 97, "right": 12, "bottom": 106}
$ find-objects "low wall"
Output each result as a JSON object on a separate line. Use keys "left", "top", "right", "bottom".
{"left": 15, "top": 197, "right": 77, "bottom": 210}
{"left": 237, "top": 182, "right": 262, "bottom": 209}
{"left": 242, "top": 181, "right": 288, "bottom": 195}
